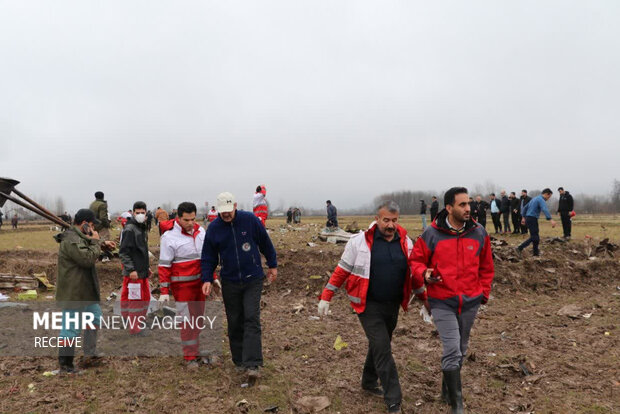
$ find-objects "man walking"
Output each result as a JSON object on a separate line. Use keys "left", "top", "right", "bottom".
{"left": 159, "top": 202, "right": 208, "bottom": 367}
{"left": 201, "top": 192, "right": 277, "bottom": 383}
{"left": 509, "top": 192, "right": 521, "bottom": 234}
{"left": 119, "top": 201, "right": 151, "bottom": 336}
{"left": 489, "top": 194, "right": 502, "bottom": 233}
{"left": 557, "top": 187, "right": 574, "bottom": 239}
{"left": 326, "top": 200, "right": 338, "bottom": 228}
{"left": 318, "top": 201, "right": 427, "bottom": 414}
{"left": 517, "top": 188, "right": 557, "bottom": 257}
{"left": 410, "top": 187, "right": 495, "bottom": 414}
{"left": 500, "top": 190, "right": 511, "bottom": 234}
{"left": 430, "top": 196, "right": 439, "bottom": 222}
{"left": 519, "top": 190, "right": 532, "bottom": 234}
{"left": 89, "top": 191, "right": 111, "bottom": 241}
{"left": 55, "top": 209, "right": 116, "bottom": 373}
{"left": 420, "top": 199, "right": 428, "bottom": 229}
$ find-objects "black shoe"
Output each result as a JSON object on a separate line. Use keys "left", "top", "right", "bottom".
{"left": 362, "top": 385, "right": 383, "bottom": 399}
{"left": 443, "top": 369, "right": 464, "bottom": 414}
{"left": 387, "top": 402, "right": 401, "bottom": 413}
{"left": 59, "top": 345, "right": 78, "bottom": 374}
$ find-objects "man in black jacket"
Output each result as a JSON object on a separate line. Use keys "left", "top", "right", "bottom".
{"left": 119, "top": 201, "right": 151, "bottom": 336}
{"left": 519, "top": 190, "right": 532, "bottom": 234}
{"left": 475, "top": 195, "right": 489, "bottom": 228}
{"left": 430, "top": 196, "right": 439, "bottom": 223}
{"left": 509, "top": 192, "right": 521, "bottom": 234}
{"left": 500, "top": 190, "right": 511, "bottom": 234}
{"left": 557, "top": 187, "right": 574, "bottom": 239}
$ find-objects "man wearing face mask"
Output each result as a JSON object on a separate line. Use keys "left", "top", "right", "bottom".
{"left": 119, "top": 201, "right": 152, "bottom": 336}
{"left": 318, "top": 201, "right": 428, "bottom": 414}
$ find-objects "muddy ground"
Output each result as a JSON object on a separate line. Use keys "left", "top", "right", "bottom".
{"left": 0, "top": 223, "right": 619, "bottom": 413}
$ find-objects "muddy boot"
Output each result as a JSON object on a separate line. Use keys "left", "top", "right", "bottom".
{"left": 443, "top": 369, "right": 464, "bottom": 414}
{"left": 79, "top": 330, "right": 102, "bottom": 369}
{"left": 59, "top": 345, "right": 78, "bottom": 374}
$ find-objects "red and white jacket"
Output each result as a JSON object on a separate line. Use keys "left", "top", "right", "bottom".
{"left": 207, "top": 209, "right": 218, "bottom": 222}
{"left": 158, "top": 221, "right": 205, "bottom": 297}
{"left": 252, "top": 192, "right": 268, "bottom": 217}
{"left": 320, "top": 224, "right": 427, "bottom": 314}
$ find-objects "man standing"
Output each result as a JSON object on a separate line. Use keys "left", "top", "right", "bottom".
{"left": 430, "top": 196, "right": 439, "bottom": 223}
{"left": 146, "top": 210, "right": 153, "bottom": 232}
{"left": 11, "top": 214, "right": 18, "bottom": 229}
{"left": 252, "top": 185, "right": 269, "bottom": 227}
{"left": 158, "top": 202, "right": 208, "bottom": 367}
{"left": 154, "top": 206, "right": 169, "bottom": 227}
{"left": 420, "top": 199, "right": 428, "bottom": 229}
{"left": 318, "top": 201, "right": 427, "bottom": 414}
{"left": 475, "top": 196, "right": 489, "bottom": 228}
{"left": 326, "top": 200, "right": 338, "bottom": 228}
{"left": 517, "top": 188, "right": 557, "bottom": 257}
{"left": 55, "top": 209, "right": 116, "bottom": 372}
{"left": 519, "top": 190, "right": 532, "bottom": 234}
{"left": 89, "top": 191, "right": 111, "bottom": 241}
{"left": 410, "top": 187, "right": 495, "bottom": 414}
{"left": 119, "top": 201, "right": 151, "bottom": 336}
{"left": 489, "top": 193, "right": 502, "bottom": 234}
{"left": 499, "top": 190, "right": 511, "bottom": 234}
{"left": 509, "top": 192, "right": 521, "bottom": 234}
{"left": 557, "top": 187, "right": 574, "bottom": 239}
{"left": 201, "top": 192, "right": 277, "bottom": 382}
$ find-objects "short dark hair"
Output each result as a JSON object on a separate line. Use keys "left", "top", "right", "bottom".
{"left": 542, "top": 188, "right": 553, "bottom": 195}
{"left": 444, "top": 187, "right": 468, "bottom": 206}
{"left": 557, "top": 187, "right": 564, "bottom": 191}
{"left": 510, "top": 192, "right": 516, "bottom": 196}
{"left": 256, "top": 185, "right": 262, "bottom": 192}
{"left": 133, "top": 201, "right": 146, "bottom": 211}
{"left": 490, "top": 193, "right": 495, "bottom": 197}
{"left": 94, "top": 191, "right": 104, "bottom": 200}
{"left": 521, "top": 189, "right": 527, "bottom": 194}
{"left": 177, "top": 202, "right": 197, "bottom": 216}
{"left": 326, "top": 200, "right": 331, "bottom": 204}
{"left": 432, "top": 196, "right": 437, "bottom": 200}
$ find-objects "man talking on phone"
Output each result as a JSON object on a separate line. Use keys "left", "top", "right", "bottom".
{"left": 55, "top": 208, "right": 116, "bottom": 373}
{"left": 410, "top": 187, "right": 495, "bottom": 414}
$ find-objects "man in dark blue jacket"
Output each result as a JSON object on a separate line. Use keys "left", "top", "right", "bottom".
{"left": 201, "top": 192, "right": 277, "bottom": 383}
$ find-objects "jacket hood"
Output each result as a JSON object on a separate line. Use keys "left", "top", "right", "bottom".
{"left": 431, "top": 209, "right": 477, "bottom": 235}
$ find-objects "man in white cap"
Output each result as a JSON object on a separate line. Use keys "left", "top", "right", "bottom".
{"left": 201, "top": 192, "right": 278, "bottom": 384}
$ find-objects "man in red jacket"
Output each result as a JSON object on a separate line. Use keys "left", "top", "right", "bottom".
{"left": 318, "top": 201, "right": 427, "bottom": 414}
{"left": 410, "top": 187, "right": 495, "bottom": 414}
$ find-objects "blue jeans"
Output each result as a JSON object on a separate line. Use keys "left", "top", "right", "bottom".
{"left": 421, "top": 214, "right": 427, "bottom": 229}
{"left": 60, "top": 303, "right": 102, "bottom": 339}
{"left": 519, "top": 217, "right": 540, "bottom": 255}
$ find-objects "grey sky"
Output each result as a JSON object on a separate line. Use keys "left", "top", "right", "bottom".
{"left": 1, "top": 1, "right": 619, "bottom": 213}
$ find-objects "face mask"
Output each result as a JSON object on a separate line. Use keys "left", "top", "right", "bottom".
{"left": 134, "top": 213, "right": 146, "bottom": 224}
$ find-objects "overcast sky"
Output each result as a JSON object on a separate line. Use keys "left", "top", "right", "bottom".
{"left": 1, "top": 1, "right": 618, "bottom": 213}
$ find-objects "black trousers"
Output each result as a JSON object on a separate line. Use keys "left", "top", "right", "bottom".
{"left": 221, "top": 277, "right": 264, "bottom": 368}
{"left": 358, "top": 300, "right": 401, "bottom": 406}
{"left": 511, "top": 212, "right": 521, "bottom": 233}
{"left": 477, "top": 216, "right": 486, "bottom": 229}
{"left": 560, "top": 211, "right": 572, "bottom": 237}
{"left": 491, "top": 213, "right": 502, "bottom": 233}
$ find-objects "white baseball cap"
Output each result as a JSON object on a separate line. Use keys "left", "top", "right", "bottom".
{"left": 216, "top": 192, "right": 236, "bottom": 213}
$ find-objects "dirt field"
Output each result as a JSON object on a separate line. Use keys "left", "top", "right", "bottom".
{"left": 0, "top": 215, "right": 619, "bottom": 413}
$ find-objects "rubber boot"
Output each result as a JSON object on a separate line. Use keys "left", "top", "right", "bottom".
{"left": 441, "top": 377, "right": 449, "bottom": 404}
{"left": 58, "top": 345, "right": 77, "bottom": 374}
{"left": 80, "top": 329, "right": 102, "bottom": 368}
{"left": 443, "top": 369, "right": 464, "bottom": 414}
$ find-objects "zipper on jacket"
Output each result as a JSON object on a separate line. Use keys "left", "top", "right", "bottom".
{"left": 231, "top": 221, "right": 242, "bottom": 282}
